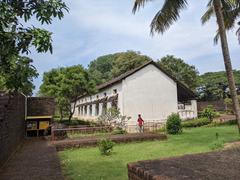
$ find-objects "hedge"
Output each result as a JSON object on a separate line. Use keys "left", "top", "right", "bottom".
{"left": 182, "top": 118, "right": 211, "bottom": 128}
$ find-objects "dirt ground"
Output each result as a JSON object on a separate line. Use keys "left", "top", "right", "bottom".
{"left": 0, "top": 138, "right": 64, "bottom": 180}
{"left": 128, "top": 146, "right": 240, "bottom": 180}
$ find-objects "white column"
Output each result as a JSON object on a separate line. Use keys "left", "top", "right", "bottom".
{"left": 191, "top": 100, "right": 198, "bottom": 118}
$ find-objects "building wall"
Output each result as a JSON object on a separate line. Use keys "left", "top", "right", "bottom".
{"left": 122, "top": 64, "right": 178, "bottom": 126}
{"left": 73, "top": 83, "right": 123, "bottom": 120}
{"left": 0, "top": 92, "right": 26, "bottom": 167}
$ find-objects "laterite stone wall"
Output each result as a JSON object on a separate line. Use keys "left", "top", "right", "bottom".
{"left": 0, "top": 92, "right": 26, "bottom": 167}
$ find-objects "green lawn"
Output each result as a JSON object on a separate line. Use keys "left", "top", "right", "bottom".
{"left": 59, "top": 125, "right": 240, "bottom": 180}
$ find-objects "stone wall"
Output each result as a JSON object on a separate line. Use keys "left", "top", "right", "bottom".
{"left": 0, "top": 92, "right": 26, "bottom": 167}
{"left": 27, "top": 97, "right": 55, "bottom": 116}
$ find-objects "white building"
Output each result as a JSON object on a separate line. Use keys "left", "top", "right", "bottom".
{"left": 73, "top": 61, "right": 197, "bottom": 132}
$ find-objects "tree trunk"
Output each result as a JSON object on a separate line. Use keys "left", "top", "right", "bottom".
{"left": 213, "top": 0, "right": 240, "bottom": 133}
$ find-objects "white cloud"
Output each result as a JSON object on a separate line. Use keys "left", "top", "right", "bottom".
{"left": 29, "top": 0, "right": 240, "bottom": 94}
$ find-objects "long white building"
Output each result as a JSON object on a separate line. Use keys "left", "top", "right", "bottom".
{"left": 73, "top": 61, "right": 197, "bottom": 131}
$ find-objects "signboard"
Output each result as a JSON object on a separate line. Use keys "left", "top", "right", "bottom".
{"left": 39, "top": 121, "right": 49, "bottom": 130}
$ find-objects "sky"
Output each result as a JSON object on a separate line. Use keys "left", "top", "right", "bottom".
{"left": 28, "top": 0, "right": 240, "bottom": 95}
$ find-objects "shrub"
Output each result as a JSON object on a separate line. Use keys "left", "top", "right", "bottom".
{"left": 201, "top": 105, "right": 217, "bottom": 121}
{"left": 112, "top": 127, "right": 127, "bottom": 135}
{"left": 166, "top": 113, "right": 182, "bottom": 134}
{"left": 182, "top": 118, "right": 211, "bottom": 128}
{"left": 98, "top": 139, "right": 115, "bottom": 155}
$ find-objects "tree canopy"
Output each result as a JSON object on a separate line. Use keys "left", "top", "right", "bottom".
{"left": 40, "top": 65, "right": 95, "bottom": 121}
{"left": 0, "top": 56, "right": 38, "bottom": 96}
{"left": 157, "top": 55, "right": 199, "bottom": 90}
{"left": 88, "top": 51, "right": 152, "bottom": 85}
{"left": 0, "top": 0, "right": 68, "bottom": 94}
{"left": 197, "top": 70, "right": 240, "bottom": 101}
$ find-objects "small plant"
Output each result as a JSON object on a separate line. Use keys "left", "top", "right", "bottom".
{"left": 112, "top": 127, "right": 127, "bottom": 135}
{"left": 209, "top": 139, "right": 224, "bottom": 150}
{"left": 201, "top": 105, "right": 217, "bottom": 122}
{"left": 98, "top": 139, "right": 115, "bottom": 155}
{"left": 166, "top": 113, "right": 182, "bottom": 134}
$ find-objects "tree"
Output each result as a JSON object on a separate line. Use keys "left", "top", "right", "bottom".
{"left": 157, "top": 55, "right": 199, "bottom": 90}
{"left": 0, "top": 0, "right": 68, "bottom": 92}
{"left": 40, "top": 65, "right": 95, "bottom": 121}
{"left": 202, "top": 0, "right": 240, "bottom": 43}
{"left": 197, "top": 70, "right": 240, "bottom": 101}
{"left": 88, "top": 54, "right": 117, "bottom": 85}
{"left": 0, "top": 56, "right": 38, "bottom": 96}
{"left": 88, "top": 51, "right": 152, "bottom": 85}
{"left": 111, "top": 51, "right": 152, "bottom": 77}
{"left": 132, "top": 0, "right": 240, "bottom": 133}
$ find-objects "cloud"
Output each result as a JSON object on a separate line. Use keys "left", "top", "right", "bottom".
{"left": 29, "top": 0, "right": 240, "bottom": 94}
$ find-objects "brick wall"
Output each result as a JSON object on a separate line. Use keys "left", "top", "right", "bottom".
{"left": 197, "top": 100, "right": 227, "bottom": 112}
{"left": 27, "top": 97, "right": 55, "bottom": 116}
{"left": 0, "top": 92, "right": 26, "bottom": 167}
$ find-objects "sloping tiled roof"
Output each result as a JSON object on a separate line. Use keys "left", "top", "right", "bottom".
{"left": 96, "top": 60, "right": 195, "bottom": 101}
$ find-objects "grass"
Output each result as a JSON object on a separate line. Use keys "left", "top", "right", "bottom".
{"left": 59, "top": 125, "right": 240, "bottom": 180}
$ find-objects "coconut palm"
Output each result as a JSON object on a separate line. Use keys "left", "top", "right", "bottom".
{"left": 201, "top": 0, "right": 240, "bottom": 43}
{"left": 133, "top": 0, "right": 240, "bottom": 133}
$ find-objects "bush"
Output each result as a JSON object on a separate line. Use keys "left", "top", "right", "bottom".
{"left": 182, "top": 118, "right": 211, "bottom": 128}
{"left": 201, "top": 105, "right": 217, "bottom": 121}
{"left": 111, "top": 127, "right": 127, "bottom": 135}
{"left": 98, "top": 139, "right": 115, "bottom": 155}
{"left": 166, "top": 113, "right": 182, "bottom": 134}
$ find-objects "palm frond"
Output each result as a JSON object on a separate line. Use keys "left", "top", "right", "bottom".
{"left": 150, "top": 0, "right": 188, "bottom": 34}
{"left": 132, "top": 0, "right": 154, "bottom": 14}
{"left": 201, "top": 1, "right": 214, "bottom": 25}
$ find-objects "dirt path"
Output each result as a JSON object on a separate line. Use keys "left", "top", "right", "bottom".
{"left": 0, "top": 139, "right": 64, "bottom": 180}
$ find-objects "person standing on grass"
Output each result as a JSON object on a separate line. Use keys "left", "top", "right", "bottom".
{"left": 137, "top": 114, "right": 144, "bottom": 133}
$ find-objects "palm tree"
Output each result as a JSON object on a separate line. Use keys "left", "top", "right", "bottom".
{"left": 201, "top": 0, "right": 240, "bottom": 44}
{"left": 133, "top": 0, "right": 240, "bottom": 133}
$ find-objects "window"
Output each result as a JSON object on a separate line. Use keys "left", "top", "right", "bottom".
{"left": 95, "top": 103, "right": 99, "bottom": 116}
{"left": 113, "top": 89, "right": 117, "bottom": 94}
{"left": 84, "top": 106, "right": 87, "bottom": 115}
{"left": 89, "top": 105, "right": 92, "bottom": 116}
{"left": 96, "top": 95, "right": 99, "bottom": 99}
{"left": 78, "top": 107, "right": 80, "bottom": 115}
{"left": 104, "top": 92, "right": 107, "bottom": 97}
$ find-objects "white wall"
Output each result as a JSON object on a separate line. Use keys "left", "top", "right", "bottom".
{"left": 72, "top": 83, "right": 123, "bottom": 120}
{"left": 122, "top": 64, "right": 178, "bottom": 126}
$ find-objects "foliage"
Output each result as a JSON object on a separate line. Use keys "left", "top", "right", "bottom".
{"left": 157, "top": 55, "right": 199, "bottom": 90}
{"left": 0, "top": 56, "right": 38, "bottom": 96}
{"left": 40, "top": 65, "right": 95, "bottom": 121}
{"left": 197, "top": 70, "right": 240, "bottom": 101}
{"left": 111, "top": 51, "right": 151, "bottom": 77}
{"left": 98, "top": 139, "right": 115, "bottom": 155}
{"left": 111, "top": 127, "right": 127, "bottom": 135}
{"left": 166, "top": 113, "right": 182, "bottom": 134}
{"left": 201, "top": 0, "right": 240, "bottom": 43}
{"left": 201, "top": 105, "right": 217, "bottom": 121}
{"left": 59, "top": 126, "right": 239, "bottom": 180}
{"left": 98, "top": 107, "right": 130, "bottom": 131}
{"left": 88, "top": 51, "right": 152, "bottom": 85}
{"left": 209, "top": 139, "right": 225, "bottom": 150}
{"left": 0, "top": 0, "right": 68, "bottom": 81}
{"left": 182, "top": 118, "right": 211, "bottom": 128}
